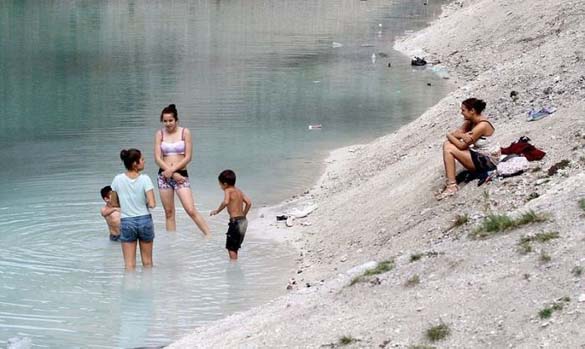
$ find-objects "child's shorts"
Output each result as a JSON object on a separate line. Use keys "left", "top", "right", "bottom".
{"left": 157, "top": 169, "right": 191, "bottom": 190}
{"left": 226, "top": 217, "right": 248, "bottom": 252}
{"left": 120, "top": 214, "right": 154, "bottom": 243}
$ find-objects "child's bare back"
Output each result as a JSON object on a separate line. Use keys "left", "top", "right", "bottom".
{"left": 224, "top": 187, "right": 248, "bottom": 218}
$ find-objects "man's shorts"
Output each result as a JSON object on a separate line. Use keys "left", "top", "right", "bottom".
{"left": 157, "top": 169, "right": 191, "bottom": 190}
{"left": 120, "top": 214, "right": 155, "bottom": 243}
{"left": 226, "top": 217, "right": 248, "bottom": 252}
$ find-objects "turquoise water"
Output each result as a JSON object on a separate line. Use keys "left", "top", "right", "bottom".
{"left": 0, "top": 0, "right": 448, "bottom": 347}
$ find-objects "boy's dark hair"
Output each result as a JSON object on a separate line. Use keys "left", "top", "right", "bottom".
{"left": 100, "top": 185, "right": 112, "bottom": 199}
{"left": 218, "top": 169, "right": 236, "bottom": 186}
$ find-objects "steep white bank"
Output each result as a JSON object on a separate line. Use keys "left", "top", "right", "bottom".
{"left": 169, "top": 0, "right": 585, "bottom": 347}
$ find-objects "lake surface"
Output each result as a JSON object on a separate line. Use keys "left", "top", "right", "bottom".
{"left": 0, "top": 0, "right": 448, "bottom": 347}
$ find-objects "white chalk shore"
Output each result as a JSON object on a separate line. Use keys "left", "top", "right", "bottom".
{"left": 169, "top": 0, "right": 585, "bottom": 347}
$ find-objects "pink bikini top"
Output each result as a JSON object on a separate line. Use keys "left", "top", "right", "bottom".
{"left": 160, "top": 128, "right": 186, "bottom": 156}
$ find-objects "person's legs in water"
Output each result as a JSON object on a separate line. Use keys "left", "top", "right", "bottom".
{"left": 159, "top": 189, "right": 176, "bottom": 231}
{"left": 139, "top": 241, "right": 153, "bottom": 267}
{"left": 176, "top": 187, "right": 211, "bottom": 237}
{"left": 122, "top": 242, "right": 137, "bottom": 270}
{"left": 120, "top": 217, "right": 139, "bottom": 270}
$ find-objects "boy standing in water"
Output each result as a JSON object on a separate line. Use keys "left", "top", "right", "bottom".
{"left": 100, "top": 186, "right": 121, "bottom": 241}
{"left": 210, "top": 170, "right": 252, "bottom": 260}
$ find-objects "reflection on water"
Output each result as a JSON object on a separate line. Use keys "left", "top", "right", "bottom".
{"left": 0, "top": 0, "right": 448, "bottom": 347}
{"left": 118, "top": 271, "right": 154, "bottom": 348}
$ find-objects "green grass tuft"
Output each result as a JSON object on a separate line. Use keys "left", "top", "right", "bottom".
{"left": 579, "top": 199, "right": 585, "bottom": 211}
{"left": 572, "top": 266, "right": 583, "bottom": 277}
{"left": 516, "top": 210, "right": 549, "bottom": 225}
{"left": 339, "top": 335, "right": 356, "bottom": 345}
{"left": 470, "top": 210, "right": 548, "bottom": 239}
{"left": 408, "top": 345, "right": 436, "bottom": 349}
{"left": 350, "top": 260, "right": 394, "bottom": 286}
{"left": 539, "top": 307, "right": 553, "bottom": 319}
{"left": 539, "top": 297, "right": 570, "bottom": 319}
{"left": 410, "top": 251, "right": 441, "bottom": 263}
{"left": 363, "top": 260, "right": 394, "bottom": 276}
{"left": 425, "top": 323, "right": 450, "bottom": 342}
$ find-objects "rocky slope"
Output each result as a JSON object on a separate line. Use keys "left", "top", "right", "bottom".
{"left": 169, "top": 0, "right": 585, "bottom": 347}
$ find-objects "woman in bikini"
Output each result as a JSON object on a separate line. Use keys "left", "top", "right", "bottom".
{"left": 154, "top": 104, "right": 211, "bottom": 236}
{"left": 437, "top": 98, "right": 500, "bottom": 200}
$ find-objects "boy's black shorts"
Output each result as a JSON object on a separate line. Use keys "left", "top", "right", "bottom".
{"left": 226, "top": 217, "right": 248, "bottom": 252}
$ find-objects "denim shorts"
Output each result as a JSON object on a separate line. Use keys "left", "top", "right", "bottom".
{"left": 120, "top": 214, "right": 155, "bottom": 243}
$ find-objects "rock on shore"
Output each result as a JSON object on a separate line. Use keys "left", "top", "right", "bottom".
{"left": 169, "top": 0, "right": 585, "bottom": 347}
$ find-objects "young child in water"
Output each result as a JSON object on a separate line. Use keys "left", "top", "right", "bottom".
{"left": 100, "top": 186, "right": 121, "bottom": 241}
{"left": 210, "top": 170, "right": 252, "bottom": 260}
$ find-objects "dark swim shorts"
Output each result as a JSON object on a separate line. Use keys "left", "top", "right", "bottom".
{"left": 225, "top": 217, "right": 248, "bottom": 252}
{"left": 470, "top": 150, "right": 497, "bottom": 173}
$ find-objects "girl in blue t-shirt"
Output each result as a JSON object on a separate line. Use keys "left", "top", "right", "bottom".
{"left": 110, "top": 148, "right": 156, "bottom": 270}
